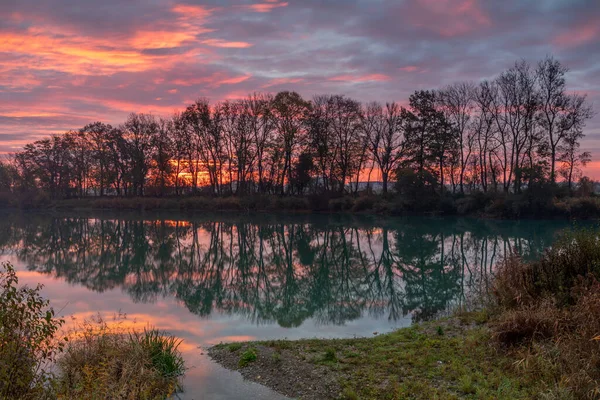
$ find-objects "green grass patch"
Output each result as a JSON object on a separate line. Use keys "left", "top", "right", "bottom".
{"left": 238, "top": 348, "right": 258, "bottom": 367}
{"left": 227, "top": 342, "right": 243, "bottom": 352}
{"left": 247, "top": 321, "right": 546, "bottom": 399}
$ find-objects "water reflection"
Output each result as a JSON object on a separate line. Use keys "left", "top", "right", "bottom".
{"left": 0, "top": 212, "right": 567, "bottom": 325}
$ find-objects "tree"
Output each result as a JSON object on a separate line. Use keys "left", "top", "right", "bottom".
{"left": 328, "top": 95, "right": 364, "bottom": 194}
{"left": 244, "top": 93, "right": 275, "bottom": 194}
{"left": 401, "top": 90, "right": 451, "bottom": 193}
{"left": 536, "top": 56, "right": 594, "bottom": 184}
{"left": 559, "top": 128, "right": 591, "bottom": 192}
{"left": 496, "top": 60, "right": 538, "bottom": 193}
{"left": 152, "top": 118, "right": 174, "bottom": 196}
{"left": 271, "top": 91, "right": 311, "bottom": 195}
{"left": 437, "top": 82, "right": 476, "bottom": 193}
{"left": 292, "top": 151, "right": 314, "bottom": 194}
{"left": 81, "top": 122, "right": 113, "bottom": 196}
{"left": 363, "top": 102, "right": 405, "bottom": 195}
{"left": 122, "top": 113, "right": 158, "bottom": 196}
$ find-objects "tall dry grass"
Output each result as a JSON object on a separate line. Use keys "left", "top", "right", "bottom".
{"left": 56, "top": 314, "right": 185, "bottom": 400}
{"left": 492, "top": 229, "right": 600, "bottom": 399}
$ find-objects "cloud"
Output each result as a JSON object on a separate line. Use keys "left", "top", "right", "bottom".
{"left": 329, "top": 74, "right": 392, "bottom": 83}
{"left": 0, "top": 0, "right": 599, "bottom": 178}
{"left": 243, "top": 1, "right": 289, "bottom": 13}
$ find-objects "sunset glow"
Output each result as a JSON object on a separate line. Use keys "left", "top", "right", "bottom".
{"left": 0, "top": 0, "right": 599, "bottom": 177}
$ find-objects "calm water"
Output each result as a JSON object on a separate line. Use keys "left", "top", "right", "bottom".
{"left": 0, "top": 211, "right": 580, "bottom": 399}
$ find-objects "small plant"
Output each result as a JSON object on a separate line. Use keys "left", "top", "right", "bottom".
{"left": 239, "top": 348, "right": 258, "bottom": 367}
{"left": 227, "top": 343, "right": 243, "bottom": 352}
{"left": 271, "top": 352, "right": 282, "bottom": 363}
{"left": 458, "top": 375, "right": 476, "bottom": 394}
{"left": 323, "top": 348, "right": 337, "bottom": 362}
{"left": 342, "top": 387, "right": 359, "bottom": 400}
{"left": 133, "top": 328, "right": 186, "bottom": 379}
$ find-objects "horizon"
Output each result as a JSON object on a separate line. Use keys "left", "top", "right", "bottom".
{"left": 2, "top": 0, "right": 600, "bottom": 178}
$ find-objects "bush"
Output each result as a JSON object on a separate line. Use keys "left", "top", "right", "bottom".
{"left": 351, "top": 196, "right": 375, "bottom": 212}
{"left": 328, "top": 197, "right": 354, "bottom": 212}
{"left": 57, "top": 315, "right": 185, "bottom": 400}
{"left": 308, "top": 193, "right": 332, "bottom": 211}
{"left": 0, "top": 262, "right": 65, "bottom": 399}
{"left": 238, "top": 348, "right": 257, "bottom": 367}
{"left": 491, "top": 229, "right": 600, "bottom": 398}
{"left": 494, "top": 229, "right": 600, "bottom": 306}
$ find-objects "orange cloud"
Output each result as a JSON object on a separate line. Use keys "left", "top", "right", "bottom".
{"left": 202, "top": 39, "right": 253, "bottom": 48}
{"left": 171, "top": 4, "right": 213, "bottom": 19}
{"left": 171, "top": 72, "right": 251, "bottom": 87}
{"left": 244, "top": 1, "right": 289, "bottom": 13}
{"left": 217, "top": 75, "right": 252, "bottom": 85}
{"left": 583, "top": 161, "right": 600, "bottom": 180}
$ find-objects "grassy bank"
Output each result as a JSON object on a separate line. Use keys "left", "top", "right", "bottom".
{"left": 209, "top": 229, "right": 600, "bottom": 400}
{"left": 210, "top": 313, "right": 539, "bottom": 399}
{"left": 5, "top": 191, "right": 600, "bottom": 220}
{"left": 0, "top": 262, "right": 185, "bottom": 400}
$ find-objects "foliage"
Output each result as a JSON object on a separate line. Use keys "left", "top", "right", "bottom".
{"left": 0, "top": 261, "right": 65, "bottom": 399}
{"left": 494, "top": 229, "right": 600, "bottom": 306}
{"left": 56, "top": 315, "right": 185, "bottom": 400}
{"left": 238, "top": 348, "right": 257, "bottom": 367}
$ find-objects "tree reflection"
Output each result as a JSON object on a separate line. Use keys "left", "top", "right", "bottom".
{"left": 0, "top": 213, "right": 571, "bottom": 327}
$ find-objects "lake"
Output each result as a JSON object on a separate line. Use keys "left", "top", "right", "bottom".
{"left": 0, "top": 211, "right": 579, "bottom": 399}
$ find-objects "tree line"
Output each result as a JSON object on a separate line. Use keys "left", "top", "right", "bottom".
{"left": 0, "top": 56, "right": 594, "bottom": 199}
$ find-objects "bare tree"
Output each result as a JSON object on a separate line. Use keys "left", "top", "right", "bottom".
{"left": 363, "top": 102, "right": 405, "bottom": 194}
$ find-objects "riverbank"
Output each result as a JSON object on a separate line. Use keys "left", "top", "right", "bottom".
{"left": 209, "top": 312, "right": 538, "bottom": 400}
{"left": 4, "top": 192, "right": 600, "bottom": 220}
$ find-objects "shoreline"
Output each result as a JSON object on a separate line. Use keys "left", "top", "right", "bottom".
{"left": 2, "top": 193, "right": 600, "bottom": 220}
{"left": 207, "top": 313, "right": 542, "bottom": 400}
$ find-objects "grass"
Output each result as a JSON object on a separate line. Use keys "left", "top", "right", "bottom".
{"left": 229, "top": 314, "right": 542, "bottom": 399}
{"left": 56, "top": 315, "right": 185, "bottom": 400}
{"left": 238, "top": 348, "right": 258, "bottom": 367}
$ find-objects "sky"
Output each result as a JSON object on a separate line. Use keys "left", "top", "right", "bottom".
{"left": 1, "top": 0, "right": 600, "bottom": 176}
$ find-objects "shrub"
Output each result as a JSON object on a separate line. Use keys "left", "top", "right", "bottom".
{"left": 438, "top": 196, "right": 457, "bottom": 215}
{"left": 328, "top": 197, "right": 354, "bottom": 212}
{"left": 351, "top": 196, "right": 375, "bottom": 212}
{"left": 238, "top": 348, "right": 257, "bottom": 367}
{"left": 494, "top": 229, "right": 600, "bottom": 306}
{"left": 308, "top": 193, "right": 332, "bottom": 211}
{"left": 0, "top": 262, "right": 66, "bottom": 399}
{"left": 491, "top": 229, "right": 600, "bottom": 398}
{"left": 57, "top": 315, "right": 185, "bottom": 400}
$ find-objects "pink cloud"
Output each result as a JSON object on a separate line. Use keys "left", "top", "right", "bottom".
{"left": 399, "top": 66, "right": 419, "bottom": 72}
{"left": 406, "top": 0, "right": 491, "bottom": 37}
{"left": 554, "top": 20, "right": 599, "bottom": 47}
{"left": 261, "top": 77, "right": 305, "bottom": 88}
